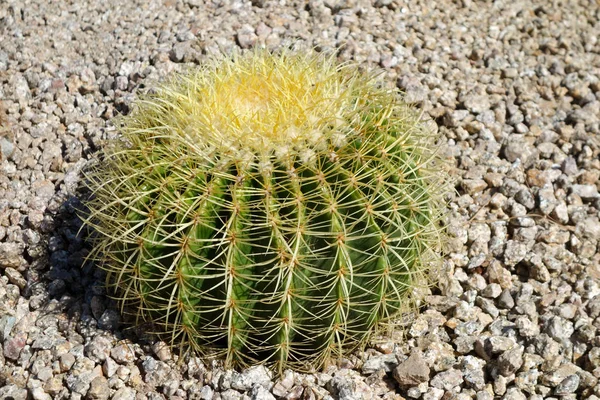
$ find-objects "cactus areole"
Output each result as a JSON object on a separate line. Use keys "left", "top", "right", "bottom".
{"left": 84, "top": 50, "right": 447, "bottom": 372}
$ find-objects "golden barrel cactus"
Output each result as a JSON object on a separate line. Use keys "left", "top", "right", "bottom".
{"left": 84, "top": 50, "right": 448, "bottom": 372}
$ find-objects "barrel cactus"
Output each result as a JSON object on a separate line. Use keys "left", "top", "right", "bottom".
{"left": 84, "top": 50, "right": 448, "bottom": 372}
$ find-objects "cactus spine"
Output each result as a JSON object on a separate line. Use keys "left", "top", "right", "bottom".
{"left": 84, "top": 50, "right": 447, "bottom": 372}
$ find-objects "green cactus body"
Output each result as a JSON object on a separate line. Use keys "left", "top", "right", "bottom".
{"left": 84, "top": 50, "right": 447, "bottom": 372}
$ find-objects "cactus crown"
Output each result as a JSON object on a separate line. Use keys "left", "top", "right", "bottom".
{"left": 84, "top": 49, "right": 448, "bottom": 373}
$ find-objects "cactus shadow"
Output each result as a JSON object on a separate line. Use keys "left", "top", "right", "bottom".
{"left": 29, "top": 191, "right": 149, "bottom": 347}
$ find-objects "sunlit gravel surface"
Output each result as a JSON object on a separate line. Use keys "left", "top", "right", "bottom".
{"left": 1, "top": 1, "right": 600, "bottom": 399}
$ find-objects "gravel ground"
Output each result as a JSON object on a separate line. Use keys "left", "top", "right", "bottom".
{"left": 1, "top": 0, "right": 600, "bottom": 399}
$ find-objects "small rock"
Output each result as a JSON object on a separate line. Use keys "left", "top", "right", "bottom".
{"left": 489, "top": 193, "right": 508, "bottom": 210}
{"left": 198, "top": 385, "right": 213, "bottom": 400}
{"left": 476, "top": 297, "right": 499, "bottom": 318}
{"left": 463, "top": 94, "right": 491, "bottom": 114}
{"left": 250, "top": 385, "right": 276, "bottom": 400}
{"left": 60, "top": 353, "right": 76, "bottom": 372}
{"left": 85, "top": 335, "right": 113, "bottom": 363}
{"left": 502, "top": 68, "right": 518, "bottom": 78}
{"left": 0, "top": 136, "right": 14, "bottom": 160}
{"left": 221, "top": 389, "right": 243, "bottom": 400}
{"left": 43, "top": 376, "right": 64, "bottom": 396}
{"left": 462, "top": 179, "right": 487, "bottom": 195}
{"left": 4, "top": 333, "right": 27, "bottom": 360}
{"left": 409, "top": 315, "right": 430, "bottom": 337}
{"left": 504, "top": 240, "right": 527, "bottom": 267}
{"left": 88, "top": 376, "right": 110, "bottom": 400}
{"left": 406, "top": 386, "right": 422, "bottom": 398}
{"left": 112, "top": 387, "right": 136, "bottom": 400}
{"left": 497, "top": 289, "right": 515, "bottom": 309}
{"left": 538, "top": 225, "right": 570, "bottom": 244}
{"left": 422, "top": 387, "right": 444, "bottom": 400}
{"left": 526, "top": 169, "right": 551, "bottom": 187}
{"left": 468, "top": 223, "right": 492, "bottom": 244}
{"left": 231, "top": 365, "right": 272, "bottom": 391}
{"left": 187, "top": 357, "right": 205, "bottom": 379}
{"left": 98, "top": 309, "right": 120, "bottom": 330}
{"left": 515, "top": 316, "right": 540, "bottom": 338}
{"left": 545, "top": 316, "right": 574, "bottom": 341}
{"left": 32, "top": 335, "right": 60, "bottom": 351}
{"left": 515, "top": 189, "right": 535, "bottom": 209}
{"left": 493, "top": 374, "right": 508, "bottom": 396}
{"left": 236, "top": 25, "right": 257, "bottom": 49}
{"left": 284, "top": 386, "right": 304, "bottom": 400}
{"left": 481, "top": 283, "right": 502, "bottom": 298}
{"left": 460, "top": 356, "right": 486, "bottom": 390}
{"left": 36, "top": 366, "right": 53, "bottom": 382}
{"left": 11, "top": 73, "right": 30, "bottom": 101}
{"left": 424, "top": 341, "right": 457, "bottom": 372}
{"left": 399, "top": 76, "right": 428, "bottom": 104}
{"left": 497, "top": 345, "right": 524, "bottom": 376}
{"left": 0, "top": 385, "right": 28, "bottom": 400}
{"left": 111, "top": 344, "right": 136, "bottom": 364}
{"left": 576, "top": 217, "right": 600, "bottom": 240}
{"left": 271, "top": 370, "right": 294, "bottom": 397}
{"left": 119, "top": 62, "right": 135, "bottom": 76}
{"left": 142, "top": 357, "right": 171, "bottom": 386}
{"left": 30, "top": 385, "right": 51, "bottom": 400}
{"left": 430, "top": 368, "right": 464, "bottom": 391}
{"left": 0, "top": 242, "right": 23, "bottom": 269}
{"left": 484, "top": 172, "right": 504, "bottom": 187}
{"left": 503, "top": 138, "right": 537, "bottom": 166}
{"left": 443, "top": 109, "right": 470, "bottom": 127}
{"left": 541, "top": 363, "right": 581, "bottom": 387}
{"left": 571, "top": 184, "right": 599, "bottom": 200}
{"left": 327, "top": 369, "right": 372, "bottom": 400}
{"left": 485, "top": 336, "right": 515, "bottom": 354}
{"left": 393, "top": 351, "right": 430, "bottom": 387}
{"left": 487, "top": 260, "right": 512, "bottom": 289}
{"left": 538, "top": 186, "right": 558, "bottom": 215}
{"left": 103, "top": 357, "right": 119, "bottom": 377}
{"left": 554, "top": 374, "right": 579, "bottom": 395}
{"left": 152, "top": 341, "right": 171, "bottom": 361}
{"left": 362, "top": 353, "right": 398, "bottom": 374}
{"left": 115, "top": 76, "right": 128, "bottom": 91}
{"left": 502, "top": 387, "right": 527, "bottom": 400}
{"left": 467, "top": 254, "right": 486, "bottom": 270}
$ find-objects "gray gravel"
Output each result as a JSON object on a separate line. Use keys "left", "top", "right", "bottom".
{"left": 1, "top": 0, "right": 600, "bottom": 399}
